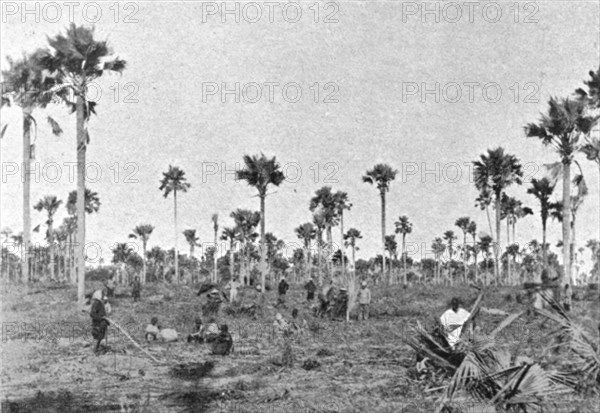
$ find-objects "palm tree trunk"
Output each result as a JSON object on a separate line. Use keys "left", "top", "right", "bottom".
{"left": 48, "top": 219, "right": 55, "bottom": 281}
{"left": 76, "top": 96, "right": 86, "bottom": 303}
{"left": 326, "top": 225, "right": 333, "bottom": 276}
{"left": 380, "top": 191, "right": 387, "bottom": 280}
{"left": 571, "top": 218, "right": 577, "bottom": 284}
{"left": 340, "top": 211, "right": 345, "bottom": 280}
{"left": 174, "top": 190, "right": 179, "bottom": 283}
{"left": 562, "top": 162, "right": 572, "bottom": 285}
{"left": 213, "top": 228, "right": 218, "bottom": 283}
{"left": 506, "top": 219, "right": 511, "bottom": 285}
{"left": 229, "top": 241, "right": 234, "bottom": 281}
{"left": 462, "top": 232, "right": 467, "bottom": 284}
{"left": 259, "top": 194, "right": 266, "bottom": 292}
{"left": 402, "top": 234, "right": 407, "bottom": 285}
{"left": 494, "top": 194, "right": 501, "bottom": 285}
{"left": 22, "top": 107, "right": 32, "bottom": 283}
{"left": 473, "top": 235, "right": 478, "bottom": 283}
{"left": 541, "top": 220, "right": 547, "bottom": 282}
{"left": 142, "top": 241, "right": 147, "bottom": 285}
{"left": 352, "top": 243, "right": 356, "bottom": 274}
{"left": 317, "top": 231, "right": 322, "bottom": 284}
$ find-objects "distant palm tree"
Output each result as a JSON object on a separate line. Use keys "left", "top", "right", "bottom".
{"left": 344, "top": 228, "right": 362, "bottom": 274}
{"left": 478, "top": 234, "right": 493, "bottom": 285}
{"left": 112, "top": 242, "right": 133, "bottom": 284}
{"left": 363, "top": 163, "right": 397, "bottom": 280}
{"left": 467, "top": 221, "right": 478, "bottom": 282}
{"left": 129, "top": 225, "right": 154, "bottom": 284}
{"left": 221, "top": 227, "right": 238, "bottom": 281}
{"left": 295, "top": 223, "right": 316, "bottom": 279}
{"left": 384, "top": 235, "right": 398, "bottom": 279}
{"left": 66, "top": 188, "right": 101, "bottom": 216}
{"left": 443, "top": 230, "right": 457, "bottom": 261}
{"left": 474, "top": 147, "right": 523, "bottom": 283}
{"left": 334, "top": 191, "right": 351, "bottom": 279}
{"left": 159, "top": 165, "right": 191, "bottom": 283}
{"left": 309, "top": 186, "right": 338, "bottom": 276}
{"left": 431, "top": 238, "right": 446, "bottom": 284}
{"left": 183, "top": 229, "right": 199, "bottom": 283}
{"left": 211, "top": 214, "right": 219, "bottom": 283}
{"left": 455, "top": 217, "right": 471, "bottom": 283}
{"left": 237, "top": 153, "right": 285, "bottom": 292}
{"left": 527, "top": 178, "right": 556, "bottom": 279}
{"left": 34, "top": 195, "right": 63, "bottom": 281}
{"left": 475, "top": 190, "right": 495, "bottom": 241}
{"left": 231, "top": 209, "right": 261, "bottom": 284}
{"left": 394, "top": 215, "right": 413, "bottom": 285}
{"left": 525, "top": 97, "right": 596, "bottom": 284}
{"left": 312, "top": 211, "right": 327, "bottom": 282}
{"left": 2, "top": 49, "right": 63, "bottom": 283}
{"left": 43, "top": 24, "right": 126, "bottom": 302}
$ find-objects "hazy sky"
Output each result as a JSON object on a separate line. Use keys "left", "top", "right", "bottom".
{"left": 1, "top": 1, "right": 599, "bottom": 268}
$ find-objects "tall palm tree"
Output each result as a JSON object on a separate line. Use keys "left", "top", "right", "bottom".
{"left": 221, "top": 227, "right": 238, "bottom": 281}
{"left": 473, "top": 147, "right": 523, "bottom": 283}
{"left": 527, "top": 178, "right": 556, "bottom": 279}
{"left": 309, "top": 186, "right": 338, "bottom": 275}
{"left": 443, "top": 230, "right": 457, "bottom": 261}
{"left": 455, "top": 217, "right": 471, "bottom": 283}
{"left": 2, "top": 49, "right": 63, "bottom": 283}
{"left": 211, "top": 214, "right": 219, "bottom": 283}
{"left": 236, "top": 153, "right": 285, "bottom": 292}
{"left": 344, "top": 228, "right": 362, "bottom": 273}
{"left": 183, "top": 229, "right": 199, "bottom": 283}
{"left": 33, "top": 195, "right": 62, "bottom": 281}
{"left": 295, "top": 222, "right": 316, "bottom": 279}
{"left": 394, "top": 215, "right": 413, "bottom": 285}
{"left": 159, "top": 165, "right": 191, "bottom": 284}
{"left": 230, "top": 209, "right": 261, "bottom": 284}
{"left": 129, "top": 225, "right": 154, "bottom": 284}
{"left": 467, "top": 221, "right": 478, "bottom": 283}
{"left": 362, "top": 163, "right": 397, "bottom": 280}
{"left": 384, "top": 235, "right": 397, "bottom": 280}
{"left": 334, "top": 191, "right": 351, "bottom": 279}
{"left": 66, "top": 187, "right": 100, "bottom": 283}
{"left": 43, "top": 24, "right": 126, "bottom": 302}
{"left": 312, "top": 211, "right": 327, "bottom": 282}
{"left": 431, "top": 237, "right": 446, "bottom": 284}
{"left": 525, "top": 97, "right": 596, "bottom": 285}
{"left": 475, "top": 190, "right": 495, "bottom": 241}
{"left": 478, "top": 234, "right": 493, "bottom": 285}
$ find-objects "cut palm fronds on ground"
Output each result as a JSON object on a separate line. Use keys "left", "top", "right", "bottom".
{"left": 534, "top": 291, "right": 599, "bottom": 387}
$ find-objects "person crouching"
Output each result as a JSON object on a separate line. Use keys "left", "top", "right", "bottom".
{"left": 90, "top": 289, "right": 110, "bottom": 354}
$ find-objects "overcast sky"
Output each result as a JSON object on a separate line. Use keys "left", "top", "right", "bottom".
{"left": 1, "top": 1, "right": 599, "bottom": 269}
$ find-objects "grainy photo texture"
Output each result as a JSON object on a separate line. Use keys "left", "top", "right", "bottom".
{"left": 1, "top": 1, "right": 599, "bottom": 412}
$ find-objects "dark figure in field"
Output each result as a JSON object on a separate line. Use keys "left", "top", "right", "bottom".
{"left": 204, "top": 288, "right": 224, "bottom": 316}
{"left": 187, "top": 318, "right": 205, "bottom": 343}
{"left": 332, "top": 288, "right": 348, "bottom": 319}
{"left": 105, "top": 274, "right": 116, "bottom": 298}
{"left": 304, "top": 276, "right": 317, "bottom": 302}
{"left": 277, "top": 277, "right": 290, "bottom": 307}
{"left": 90, "top": 290, "right": 110, "bottom": 353}
{"left": 562, "top": 284, "right": 572, "bottom": 312}
{"left": 317, "top": 280, "right": 335, "bottom": 318}
{"left": 357, "top": 281, "right": 372, "bottom": 321}
{"left": 211, "top": 324, "right": 233, "bottom": 355}
{"left": 131, "top": 276, "right": 141, "bottom": 302}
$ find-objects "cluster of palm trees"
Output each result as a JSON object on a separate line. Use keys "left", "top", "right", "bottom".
{"left": 1, "top": 21, "right": 599, "bottom": 299}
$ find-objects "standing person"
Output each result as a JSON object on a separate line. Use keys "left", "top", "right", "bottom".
{"left": 105, "top": 274, "right": 116, "bottom": 298}
{"left": 304, "top": 276, "right": 317, "bottom": 302}
{"left": 131, "top": 276, "right": 141, "bottom": 302}
{"left": 277, "top": 276, "right": 289, "bottom": 307}
{"left": 90, "top": 289, "right": 110, "bottom": 354}
{"left": 562, "top": 284, "right": 573, "bottom": 312}
{"left": 440, "top": 297, "right": 471, "bottom": 350}
{"left": 357, "top": 281, "right": 372, "bottom": 321}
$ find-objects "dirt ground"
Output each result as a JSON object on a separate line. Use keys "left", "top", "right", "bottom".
{"left": 1, "top": 281, "right": 598, "bottom": 412}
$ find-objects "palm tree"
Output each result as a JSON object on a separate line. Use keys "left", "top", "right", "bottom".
{"left": 211, "top": 214, "right": 219, "bottom": 283}
{"left": 221, "top": 227, "right": 238, "bottom": 281}
{"left": 312, "top": 211, "right": 327, "bottom": 282}
{"left": 527, "top": 178, "right": 556, "bottom": 280}
{"left": 475, "top": 190, "right": 495, "bottom": 241}
{"left": 183, "top": 229, "right": 199, "bottom": 283}
{"left": 334, "top": 191, "right": 351, "bottom": 279}
{"left": 467, "top": 221, "right": 478, "bottom": 283}
{"left": 525, "top": 97, "right": 596, "bottom": 285}
{"left": 431, "top": 237, "right": 446, "bottom": 284}
{"left": 33, "top": 195, "right": 63, "bottom": 281}
{"left": 478, "top": 234, "right": 493, "bottom": 285}
{"left": 394, "top": 215, "right": 413, "bottom": 285}
{"left": 295, "top": 223, "right": 316, "bottom": 279}
{"left": 129, "top": 225, "right": 154, "bottom": 284}
{"left": 455, "top": 217, "right": 471, "bottom": 283}
{"left": 309, "top": 186, "right": 338, "bottom": 275}
{"left": 112, "top": 242, "right": 133, "bottom": 284}
{"left": 362, "top": 163, "right": 397, "bottom": 280}
{"left": 443, "top": 230, "right": 457, "bottom": 261}
{"left": 2, "top": 49, "right": 63, "bottom": 283}
{"left": 230, "top": 209, "right": 261, "bottom": 284}
{"left": 384, "top": 235, "right": 398, "bottom": 280}
{"left": 66, "top": 188, "right": 100, "bottom": 283}
{"left": 473, "top": 147, "right": 523, "bottom": 283}
{"left": 43, "top": 24, "right": 126, "bottom": 302}
{"left": 159, "top": 165, "right": 191, "bottom": 284}
{"left": 236, "top": 153, "right": 285, "bottom": 292}
{"left": 344, "top": 228, "right": 362, "bottom": 274}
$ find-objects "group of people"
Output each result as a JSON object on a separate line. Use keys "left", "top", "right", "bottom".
{"left": 301, "top": 276, "right": 373, "bottom": 321}
{"left": 104, "top": 274, "right": 141, "bottom": 302}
